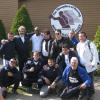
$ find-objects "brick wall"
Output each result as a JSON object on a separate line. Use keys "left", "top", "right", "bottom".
{"left": 0, "top": 0, "right": 18, "bottom": 33}
{"left": 20, "top": 0, "right": 100, "bottom": 39}
{"left": 0, "top": 0, "right": 100, "bottom": 39}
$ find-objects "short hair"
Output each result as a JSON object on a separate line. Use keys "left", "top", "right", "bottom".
{"left": 44, "top": 30, "right": 50, "bottom": 35}
{"left": 79, "top": 31, "right": 87, "bottom": 38}
{"left": 62, "top": 44, "right": 70, "bottom": 49}
{"left": 10, "top": 58, "right": 17, "bottom": 63}
{"left": 48, "top": 57, "right": 55, "bottom": 62}
{"left": 55, "top": 29, "right": 61, "bottom": 34}
{"left": 8, "top": 32, "right": 14, "bottom": 35}
{"left": 18, "top": 25, "right": 26, "bottom": 32}
{"left": 33, "top": 51, "right": 40, "bottom": 56}
{"left": 70, "top": 57, "right": 78, "bottom": 63}
{"left": 34, "top": 26, "right": 39, "bottom": 31}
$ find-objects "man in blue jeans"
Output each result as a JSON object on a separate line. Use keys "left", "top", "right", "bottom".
{"left": 60, "top": 57, "right": 91, "bottom": 100}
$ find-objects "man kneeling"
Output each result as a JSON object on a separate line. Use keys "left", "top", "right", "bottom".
{"left": 60, "top": 57, "right": 91, "bottom": 100}
{"left": 0, "top": 58, "right": 21, "bottom": 98}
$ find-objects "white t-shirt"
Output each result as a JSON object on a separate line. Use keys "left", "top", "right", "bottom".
{"left": 31, "top": 34, "right": 43, "bottom": 52}
{"left": 65, "top": 54, "right": 69, "bottom": 65}
{"left": 20, "top": 36, "right": 25, "bottom": 43}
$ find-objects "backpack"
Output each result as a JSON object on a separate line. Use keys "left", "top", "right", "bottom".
{"left": 88, "top": 40, "right": 100, "bottom": 64}
{"left": 87, "top": 40, "right": 93, "bottom": 61}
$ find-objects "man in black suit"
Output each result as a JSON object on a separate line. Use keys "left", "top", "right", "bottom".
{"left": 14, "top": 25, "right": 33, "bottom": 73}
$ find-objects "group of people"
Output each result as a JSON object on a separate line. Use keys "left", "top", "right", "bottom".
{"left": 0, "top": 25, "right": 99, "bottom": 100}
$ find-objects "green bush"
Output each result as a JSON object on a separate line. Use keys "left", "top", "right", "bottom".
{"left": 94, "top": 26, "right": 100, "bottom": 59}
{"left": 93, "top": 26, "right": 100, "bottom": 76}
{"left": 94, "top": 65, "right": 100, "bottom": 76}
{"left": 10, "top": 5, "right": 33, "bottom": 35}
{"left": 0, "top": 20, "right": 6, "bottom": 40}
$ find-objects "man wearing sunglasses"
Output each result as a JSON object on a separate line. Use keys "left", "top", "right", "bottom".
{"left": 0, "top": 58, "right": 21, "bottom": 98}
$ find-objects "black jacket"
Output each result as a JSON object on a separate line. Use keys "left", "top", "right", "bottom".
{"left": 52, "top": 37, "right": 73, "bottom": 59}
{"left": 39, "top": 64, "right": 61, "bottom": 83}
{"left": 56, "top": 51, "right": 78, "bottom": 73}
{"left": 14, "top": 33, "right": 33, "bottom": 60}
{"left": 0, "top": 40, "right": 16, "bottom": 60}
{"left": 0, "top": 64, "right": 21, "bottom": 86}
{"left": 23, "top": 58, "right": 44, "bottom": 78}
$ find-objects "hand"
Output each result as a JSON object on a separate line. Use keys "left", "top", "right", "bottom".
{"left": 85, "top": 63, "right": 94, "bottom": 68}
{"left": 44, "top": 77, "right": 50, "bottom": 85}
{"left": 27, "top": 67, "right": 34, "bottom": 72}
{"left": 8, "top": 72, "right": 13, "bottom": 77}
{"left": 80, "top": 83, "right": 86, "bottom": 89}
{"left": 55, "top": 64, "right": 59, "bottom": 68}
{"left": 29, "top": 67, "right": 34, "bottom": 72}
{"left": 1, "top": 39, "right": 8, "bottom": 45}
{"left": 50, "top": 82, "right": 56, "bottom": 89}
{"left": 43, "top": 65, "right": 49, "bottom": 71}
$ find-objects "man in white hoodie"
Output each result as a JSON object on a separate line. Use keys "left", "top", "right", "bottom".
{"left": 76, "top": 31, "right": 99, "bottom": 95}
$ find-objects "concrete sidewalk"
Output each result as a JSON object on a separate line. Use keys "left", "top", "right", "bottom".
{"left": 5, "top": 77, "right": 100, "bottom": 100}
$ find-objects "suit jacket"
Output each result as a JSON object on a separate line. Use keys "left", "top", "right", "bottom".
{"left": 14, "top": 33, "right": 33, "bottom": 60}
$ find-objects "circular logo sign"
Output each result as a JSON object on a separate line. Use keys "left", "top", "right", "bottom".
{"left": 50, "top": 4, "right": 83, "bottom": 37}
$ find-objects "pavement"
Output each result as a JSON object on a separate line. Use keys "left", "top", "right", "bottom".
{"left": 4, "top": 77, "right": 100, "bottom": 100}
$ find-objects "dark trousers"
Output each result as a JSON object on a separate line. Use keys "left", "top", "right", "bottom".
{"left": 22, "top": 75, "right": 38, "bottom": 87}
{"left": 88, "top": 71, "right": 95, "bottom": 94}
{"left": 80, "top": 64, "right": 95, "bottom": 94}
{"left": 60, "top": 86, "right": 91, "bottom": 99}
{"left": 56, "top": 79, "right": 92, "bottom": 99}
{"left": 18, "top": 58, "right": 27, "bottom": 72}
{"left": 60, "top": 86, "right": 80, "bottom": 98}
{"left": 18, "top": 58, "right": 27, "bottom": 81}
{"left": 37, "top": 78, "right": 45, "bottom": 89}
{"left": 1, "top": 77, "right": 20, "bottom": 91}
